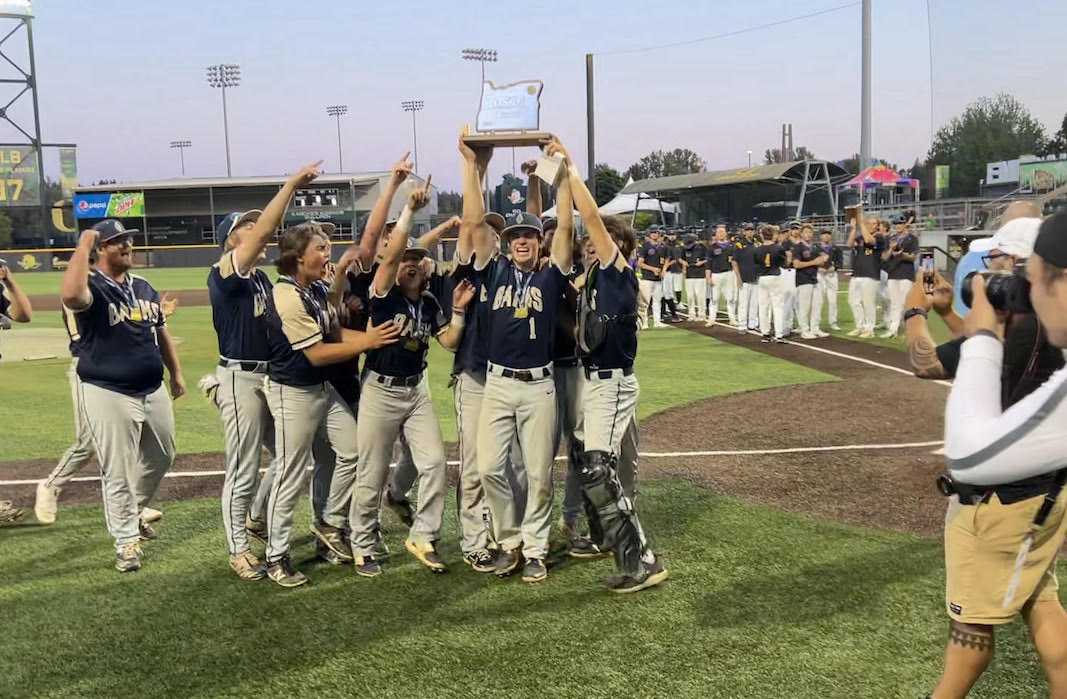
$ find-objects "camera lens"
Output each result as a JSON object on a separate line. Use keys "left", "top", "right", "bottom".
{"left": 959, "top": 270, "right": 1033, "bottom": 314}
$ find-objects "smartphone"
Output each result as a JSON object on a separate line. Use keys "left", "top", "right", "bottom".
{"left": 919, "top": 253, "right": 935, "bottom": 293}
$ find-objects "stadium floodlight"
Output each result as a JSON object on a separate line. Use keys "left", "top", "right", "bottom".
{"left": 205, "top": 63, "right": 241, "bottom": 176}
{"left": 400, "top": 100, "right": 424, "bottom": 174}
{"left": 326, "top": 105, "right": 348, "bottom": 173}
{"left": 461, "top": 47, "right": 497, "bottom": 83}
{"left": 170, "top": 140, "right": 192, "bottom": 176}
{"left": 0, "top": 1, "right": 33, "bottom": 16}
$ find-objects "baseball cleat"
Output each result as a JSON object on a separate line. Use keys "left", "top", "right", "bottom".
{"left": 813, "top": 330, "right": 829, "bottom": 338}
{"left": 34, "top": 481, "right": 60, "bottom": 524}
{"left": 0, "top": 501, "right": 24, "bottom": 525}
{"left": 354, "top": 555, "right": 383, "bottom": 578}
{"left": 384, "top": 490, "right": 415, "bottom": 528}
{"left": 405, "top": 539, "right": 448, "bottom": 574}
{"left": 521, "top": 558, "right": 548, "bottom": 583}
{"left": 607, "top": 555, "right": 669, "bottom": 594}
{"left": 115, "top": 542, "right": 143, "bottom": 573}
{"left": 371, "top": 532, "right": 391, "bottom": 559}
{"left": 229, "top": 551, "right": 267, "bottom": 581}
{"left": 310, "top": 522, "right": 353, "bottom": 562}
{"left": 800, "top": 332, "right": 817, "bottom": 340}
{"left": 245, "top": 515, "right": 268, "bottom": 545}
{"left": 141, "top": 507, "right": 163, "bottom": 523}
{"left": 463, "top": 549, "right": 499, "bottom": 573}
{"left": 568, "top": 536, "right": 609, "bottom": 559}
{"left": 879, "top": 331, "right": 896, "bottom": 339}
{"left": 859, "top": 330, "right": 875, "bottom": 338}
{"left": 316, "top": 541, "right": 349, "bottom": 566}
{"left": 493, "top": 548, "right": 523, "bottom": 578}
{"left": 830, "top": 324, "right": 841, "bottom": 331}
{"left": 138, "top": 519, "right": 158, "bottom": 542}
{"left": 846, "top": 328, "right": 861, "bottom": 336}
{"left": 266, "top": 556, "right": 308, "bottom": 588}
{"left": 760, "top": 335, "right": 771, "bottom": 343}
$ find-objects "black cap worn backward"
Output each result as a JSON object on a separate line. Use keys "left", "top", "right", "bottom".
{"left": 216, "top": 210, "right": 262, "bottom": 248}
{"left": 502, "top": 211, "right": 543, "bottom": 240}
{"left": 92, "top": 219, "right": 138, "bottom": 243}
{"left": 1033, "top": 212, "right": 1067, "bottom": 268}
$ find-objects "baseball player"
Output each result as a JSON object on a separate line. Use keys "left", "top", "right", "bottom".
{"left": 461, "top": 136, "right": 575, "bottom": 584}
{"left": 636, "top": 227, "right": 668, "bottom": 328}
{"left": 664, "top": 230, "right": 684, "bottom": 317}
{"left": 60, "top": 220, "right": 184, "bottom": 572}
{"left": 547, "top": 138, "right": 669, "bottom": 593}
{"left": 260, "top": 220, "right": 400, "bottom": 588}
{"left": 705, "top": 225, "right": 737, "bottom": 327}
{"left": 731, "top": 223, "right": 760, "bottom": 334}
{"left": 791, "top": 224, "right": 829, "bottom": 340}
{"left": 205, "top": 161, "right": 322, "bottom": 580}
{"left": 846, "top": 207, "right": 884, "bottom": 338}
{"left": 755, "top": 226, "right": 788, "bottom": 343}
{"left": 816, "top": 230, "right": 842, "bottom": 331}
{"left": 349, "top": 180, "right": 475, "bottom": 577}
{"left": 780, "top": 223, "right": 800, "bottom": 335}
{"left": 881, "top": 216, "right": 918, "bottom": 338}
{"left": 680, "top": 233, "right": 707, "bottom": 321}
{"left": 0, "top": 259, "right": 31, "bottom": 525}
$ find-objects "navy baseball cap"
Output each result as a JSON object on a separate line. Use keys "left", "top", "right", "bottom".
{"left": 92, "top": 219, "right": 138, "bottom": 243}
{"left": 482, "top": 212, "right": 506, "bottom": 235}
{"left": 502, "top": 211, "right": 543, "bottom": 240}
{"left": 216, "top": 210, "right": 262, "bottom": 248}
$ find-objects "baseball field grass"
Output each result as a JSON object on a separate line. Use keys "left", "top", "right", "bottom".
{"left": 0, "top": 309, "right": 835, "bottom": 461}
{"left": 0, "top": 482, "right": 1054, "bottom": 698}
{"left": 11, "top": 266, "right": 215, "bottom": 296}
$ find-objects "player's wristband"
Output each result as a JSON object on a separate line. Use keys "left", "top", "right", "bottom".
{"left": 903, "top": 307, "right": 928, "bottom": 322}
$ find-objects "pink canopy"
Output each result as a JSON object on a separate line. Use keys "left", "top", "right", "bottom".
{"left": 841, "top": 164, "right": 919, "bottom": 190}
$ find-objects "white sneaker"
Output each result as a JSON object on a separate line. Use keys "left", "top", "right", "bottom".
{"left": 800, "top": 332, "right": 817, "bottom": 340}
{"left": 859, "top": 330, "right": 875, "bottom": 338}
{"left": 879, "top": 331, "right": 896, "bottom": 339}
{"left": 653, "top": 322, "right": 667, "bottom": 329}
{"left": 846, "top": 328, "right": 861, "bottom": 337}
{"left": 35, "top": 481, "right": 59, "bottom": 525}
{"left": 141, "top": 507, "right": 163, "bottom": 523}
{"left": 703, "top": 320, "right": 713, "bottom": 327}
{"left": 813, "top": 330, "right": 829, "bottom": 338}
{"left": 830, "top": 324, "right": 841, "bottom": 331}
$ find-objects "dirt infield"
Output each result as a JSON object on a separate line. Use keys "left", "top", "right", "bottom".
{"left": 0, "top": 321, "right": 953, "bottom": 536}
{"left": 27, "top": 289, "right": 210, "bottom": 311}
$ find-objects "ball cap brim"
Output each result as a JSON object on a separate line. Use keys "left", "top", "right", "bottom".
{"left": 92, "top": 218, "right": 138, "bottom": 243}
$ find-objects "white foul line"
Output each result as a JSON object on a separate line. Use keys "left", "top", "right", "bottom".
{"left": 0, "top": 440, "right": 945, "bottom": 487}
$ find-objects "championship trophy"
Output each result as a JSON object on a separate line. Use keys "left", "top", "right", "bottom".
{"left": 462, "top": 80, "right": 553, "bottom": 149}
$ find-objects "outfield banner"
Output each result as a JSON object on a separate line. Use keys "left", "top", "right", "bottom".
{"left": 59, "top": 147, "right": 78, "bottom": 199}
{"left": 0, "top": 147, "right": 40, "bottom": 206}
{"left": 934, "top": 165, "right": 950, "bottom": 199}
{"left": 1020, "top": 159, "right": 1067, "bottom": 193}
{"left": 73, "top": 191, "right": 145, "bottom": 219}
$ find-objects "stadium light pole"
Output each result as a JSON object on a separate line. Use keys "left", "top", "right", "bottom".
{"left": 206, "top": 63, "right": 241, "bottom": 177}
{"left": 860, "top": 0, "right": 872, "bottom": 170}
{"left": 326, "top": 105, "right": 348, "bottom": 173}
{"left": 400, "top": 100, "right": 424, "bottom": 174}
{"left": 746, "top": 150, "right": 752, "bottom": 167}
{"left": 462, "top": 48, "right": 498, "bottom": 204}
{"left": 170, "top": 140, "right": 192, "bottom": 176}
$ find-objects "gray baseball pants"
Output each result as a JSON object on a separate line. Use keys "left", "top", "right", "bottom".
{"left": 554, "top": 364, "right": 584, "bottom": 527}
{"left": 351, "top": 373, "right": 447, "bottom": 557}
{"left": 477, "top": 365, "right": 557, "bottom": 560}
{"left": 213, "top": 365, "right": 276, "bottom": 556}
{"left": 43, "top": 359, "right": 94, "bottom": 488}
{"left": 79, "top": 381, "right": 175, "bottom": 552}
{"left": 264, "top": 379, "right": 358, "bottom": 564}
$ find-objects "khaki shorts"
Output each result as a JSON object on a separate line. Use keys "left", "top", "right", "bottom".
{"left": 945, "top": 490, "right": 1067, "bottom": 625}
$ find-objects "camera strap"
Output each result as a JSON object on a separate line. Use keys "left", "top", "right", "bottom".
{"left": 1032, "top": 468, "right": 1067, "bottom": 529}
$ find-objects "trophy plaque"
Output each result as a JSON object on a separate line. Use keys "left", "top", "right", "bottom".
{"left": 463, "top": 80, "right": 552, "bottom": 149}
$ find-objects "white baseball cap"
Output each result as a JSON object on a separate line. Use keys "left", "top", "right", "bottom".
{"left": 989, "top": 217, "right": 1042, "bottom": 258}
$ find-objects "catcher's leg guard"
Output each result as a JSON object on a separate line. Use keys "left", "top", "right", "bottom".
{"left": 578, "top": 450, "right": 648, "bottom": 576}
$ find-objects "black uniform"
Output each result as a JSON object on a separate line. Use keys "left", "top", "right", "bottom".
{"left": 365, "top": 285, "right": 447, "bottom": 377}
{"left": 636, "top": 241, "right": 668, "bottom": 281}
{"left": 208, "top": 250, "right": 273, "bottom": 361}
{"left": 850, "top": 236, "right": 884, "bottom": 279}
{"left": 885, "top": 233, "right": 919, "bottom": 280}
{"left": 706, "top": 240, "right": 734, "bottom": 274}
{"left": 732, "top": 239, "right": 760, "bottom": 284}
{"left": 820, "top": 243, "right": 843, "bottom": 270}
{"left": 755, "top": 243, "right": 787, "bottom": 276}
{"left": 683, "top": 243, "right": 707, "bottom": 279}
{"left": 791, "top": 241, "right": 820, "bottom": 286}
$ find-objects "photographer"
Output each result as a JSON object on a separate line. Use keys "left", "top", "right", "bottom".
{"left": 926, "top": 211, "right": 1067, "bottom": 699}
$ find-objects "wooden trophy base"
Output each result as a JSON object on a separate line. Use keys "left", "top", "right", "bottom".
{"left": 462, "top": 131, "right": 553, "bottom": 149}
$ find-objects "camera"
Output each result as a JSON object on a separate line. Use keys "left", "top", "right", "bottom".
{"left": 960, "top": 266, "right": 1033, "bottom": 314}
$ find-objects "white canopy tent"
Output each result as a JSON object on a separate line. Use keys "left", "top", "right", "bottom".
{"left": 541, "top": 177, "right": 678, "bottom": 221}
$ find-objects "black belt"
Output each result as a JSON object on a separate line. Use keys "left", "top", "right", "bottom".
{"left": 938, "top": 472, "right": 1062, "bottom": 509}
{"left": 219, "top": 359, "right": 268, "bottom": 373}
{"left": 584, "top": 366, "right": 634, "bottom": 380}
{"left": 375, "top": 373, "right": 422, "bottom": 388}
{"left": 553, "top": 357, "right": 580, "bottom": 369}
{"left": 498, "top": 367, "right": 551, "bottom": 382}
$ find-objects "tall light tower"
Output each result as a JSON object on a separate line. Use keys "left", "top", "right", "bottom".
{"left": 400, "top": 100, "right": 424, "bottom": 173}
{"left": 206, "top": 63, "right": 240, "bottom": 177}
{"left": 461, "top": 47, "right": 497, "bottom": 84}
{"left": 170, "top": 140, "right": 191, "bottom": 176}
{"left": 326, "top": 104, "right": 348, "bottom": 173}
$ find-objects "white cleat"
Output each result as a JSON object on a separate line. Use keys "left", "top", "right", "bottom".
{"left": 812, "top": 330, "right": 830, "bottom": 338}
{"left": 859, "top": 330, "right": 875, "bottom": 338}
{"left": 141, "top": 507, "right": 163, "bottom": 523}
{"left": 800, "top": 332, "right": 817, "bottom": 340}
{"left": 35, "top": 481, "right": 59, "bottom": 525}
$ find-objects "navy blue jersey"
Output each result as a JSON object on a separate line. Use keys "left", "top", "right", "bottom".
{"left": 73, "top": 271, "right": 165, "bottom": 396}
{"left": 483, "top": 255, "right": 567, "bottom": 370}
{"left": 365, "top": 285, "right": 446, "bottom": 377}
{"left": 755, "top": 243, "right": 786, "bottom": 276}
{"left": 637, "top": 241, "right": 668, "bottom": 281}
{"left": 0, "top": 282, "right": 9, "bottom": 316}
{"left": 553, "top": 265, "right": 581, "bottom": 365}
{"left": 885, "top": 233, "right": 919, "bottom": 280}
{"left": 706, "top": 240, "right": 734, "bottom": 274}
{"left": 851, "top": 236, "right": 884, "bottom": 279}
{"left": 683, "top": 243, "right": 707, "bottom": 279}
{"left": 451, "top": 257, "right": 492, "bottom": 377}
{"left": 208, "top": 251, "right": 273, "bottom": 362}
{"left": 343, "top": 261, "right": 375, "bottom": 331}
{"left": 791, "top": 241, "right": 820, "bottom": 286}
{"left": 731, "top": 239, "right": 760, "bottom": 283}
{"left": 62, "top": 305, "right": 81, "bottom": 357}
{"left": 265, "top": 277, "right": 336, "bottom": 386}
{"left": 578, "top": 251, "right": 639, "bottom": 371}
{"left": 666, "top": 243, "right": 684, "bottom": 273}
{"left": 819, "top": 243, "right": 843, "bottom": 270}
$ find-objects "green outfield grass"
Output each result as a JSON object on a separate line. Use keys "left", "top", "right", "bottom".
{"left": 0, "top": 315, "right": 834, "bottom": 462}
{"left": 0, "top": 482, "right": 1054, "bottom": 698}
{"left": 12, "top": 266, "right": 215, "bottom": 296}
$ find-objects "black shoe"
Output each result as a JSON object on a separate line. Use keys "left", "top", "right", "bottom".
{"left": 405, "top": 539, "right": 448, "bottom": 574}
{"left": 463, "top": 549, "right": 499, "bottom": 573}
{"left": 385, "top": 490, "right": 415, "bottom": 528}
{"left": 521, "top": 558, "right": 548, "bottom": 583}
{"left": 606, "top": 554, "right": 669, "bottom": 594}
{"left": 267, "top": 555, "right": 308, "bottom": 588}
{"left": 493, "top": 548, "right": 522, "bottom": 578}
{"left": 568, "top": 536, "right": 609, "bottom": 559}
{"left": 311, "top": 522, "right": 353, "bottom": 562}
{"left": 354, "top": 554, "right": 382, "bottom": 578}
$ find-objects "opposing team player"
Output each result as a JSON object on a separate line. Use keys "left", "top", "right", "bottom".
{"left": 791, "top": 224, "right": 828, "bottom": 339}
{"left": 705, "top": 224, "right": 736, "bottom": 327}
{"left": 731, "top": 223, "right": 760, "bottom": 334}
{"left": 816, "top": 230, "right": 842, "bottom": 331}
{"left": 60, "top": 220, "right": 185, "bottom": 572}
{"left": 547, "top": 138, "right": 669, "bottom": 593}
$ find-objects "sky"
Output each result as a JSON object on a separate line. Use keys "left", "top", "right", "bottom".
{"left": 9, "top": 0, "right": 1067, "bottom": 191}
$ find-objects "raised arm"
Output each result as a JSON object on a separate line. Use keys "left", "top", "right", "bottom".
{"left": 522, "top": 160, "right": 543, "bottom": 216}
{"left": 359, "top": 152, "right": 413, "bottom": 266}
{"left": 373, "top": 177, "right": 432, "bottom": 295}
{"left": 61, "top": 230, "right": 97, "bottom": 311}
{"left": 232, "top": 160, "right": 323, "bottom": 275}
{"left": 416, "top": 215, "right": 460, "bottom": 255}
{"left": 547, "top": 139, "right": 616, "bottom": 265}
{"left": 458, "top": 128, "right": 494, "bottom": 265}
{"left": 437, "top": 279, "right": 476, "bottom": 351}
{"left": 0, "top": 264, "right": 31, "bottom": 322}
{"left": 551, "top": 165, "right": 574, "bottom": 271}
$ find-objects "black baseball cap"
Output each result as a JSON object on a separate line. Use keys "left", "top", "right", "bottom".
{"left": 92, "top": 219, "right": 138, "bottom": 243}
{"left": 502, "top": 211, "right": 543, "bottom": 240}
{"left": 216, "top": 210, "right": 262, "bottom": 248}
